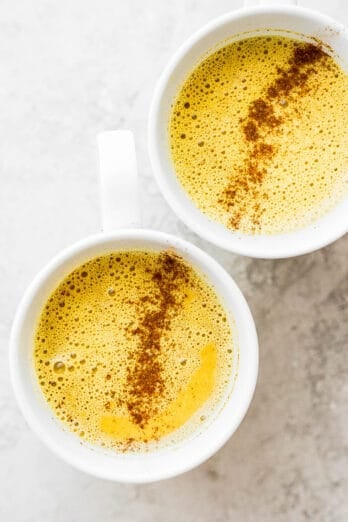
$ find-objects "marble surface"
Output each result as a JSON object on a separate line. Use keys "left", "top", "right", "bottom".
{"left": 1, "top": 0, "right": 347, "bottom": 520}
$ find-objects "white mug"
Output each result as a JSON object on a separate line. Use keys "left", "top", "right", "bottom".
{"left": 148, "top": 0, "right": 348, "bottom": 258}
{"left": 10, "top": 131, "right": 258, "bottom": 483}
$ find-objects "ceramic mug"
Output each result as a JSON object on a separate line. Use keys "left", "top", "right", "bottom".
{"left": 10, "top": 131, "right": 258, "bottom": 483}
{"left": 148, "top": 0, "right": 348, "bottom": 258}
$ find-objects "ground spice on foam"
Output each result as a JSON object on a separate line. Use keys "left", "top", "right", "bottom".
{"left": 125, "top": 251, "right": 190, "bottom": 429}
{"left": 219, "top": 42, "right": 329, "bottom": 231}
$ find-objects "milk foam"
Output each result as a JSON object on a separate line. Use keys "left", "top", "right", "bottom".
{"left": 34, "top": 251, "right": 234, "bottom": 451}
{"left": 170, "top": 36, "right": 348, "bottom": 234}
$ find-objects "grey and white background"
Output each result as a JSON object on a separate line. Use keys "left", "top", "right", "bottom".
{"left": 0, "top": 1, "right": 347, "bottom": 520}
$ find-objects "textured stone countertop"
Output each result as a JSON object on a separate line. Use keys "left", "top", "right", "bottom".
{"left": 0, "top": 1, "right": 347, "bottom": 520}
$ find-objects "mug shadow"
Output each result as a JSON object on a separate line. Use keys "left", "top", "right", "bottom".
{"left": 130, "top": 235, "right": 347, "bottom": 520}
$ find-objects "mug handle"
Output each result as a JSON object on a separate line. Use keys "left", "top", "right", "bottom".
{"left": 244, "top": 0, "right": 298, "bottom": 5}
{"left": 97, "top": 130, "right": 139, "bottom": 231}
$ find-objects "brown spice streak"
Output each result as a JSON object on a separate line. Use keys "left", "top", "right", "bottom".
{"left": 219, "top": 42, "right": 329, "bottom": 231}
{"left": 125, "top": 251, "right": 190, "bottom": 429}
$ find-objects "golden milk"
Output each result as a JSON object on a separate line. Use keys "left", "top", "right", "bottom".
{"left": 34, "top": 250, "right": 234, "bottom": 450}
{"left": 169, "top": 36, "right": 348, "bottom": 234}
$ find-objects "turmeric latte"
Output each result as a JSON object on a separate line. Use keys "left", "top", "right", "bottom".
{"left": 169, "top": 36, "right": 348, "bottom": 234}
{"left": 34, "top": 251, "right": 234, "bottom": 450}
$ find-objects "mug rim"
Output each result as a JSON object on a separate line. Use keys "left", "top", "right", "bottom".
{"left": 148, "top": 4, "right": 348, "bottom": 259}
{"left": 10, "top": 229, "right": 259, "bottom": 482}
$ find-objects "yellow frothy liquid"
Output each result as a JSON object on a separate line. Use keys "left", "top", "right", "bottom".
{"left": 169, "top": 36, "right": 348, "bottom": 234}
{"left": 34, "top": 251, "right": 234, "bottom": 450}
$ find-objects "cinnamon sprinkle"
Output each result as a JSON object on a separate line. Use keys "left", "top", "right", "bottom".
{"left": 219, "top": 42, "right": 329, "bottom": 231}
{"left": 125, "top": 251, "right": 190, "bottom": 429}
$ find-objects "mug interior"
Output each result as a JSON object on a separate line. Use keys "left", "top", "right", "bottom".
{"left": 10, "top": 231, "right": 258, "bottom": 482}
{"left": 149, "top": 5, "right": 348, "bottom": 258}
